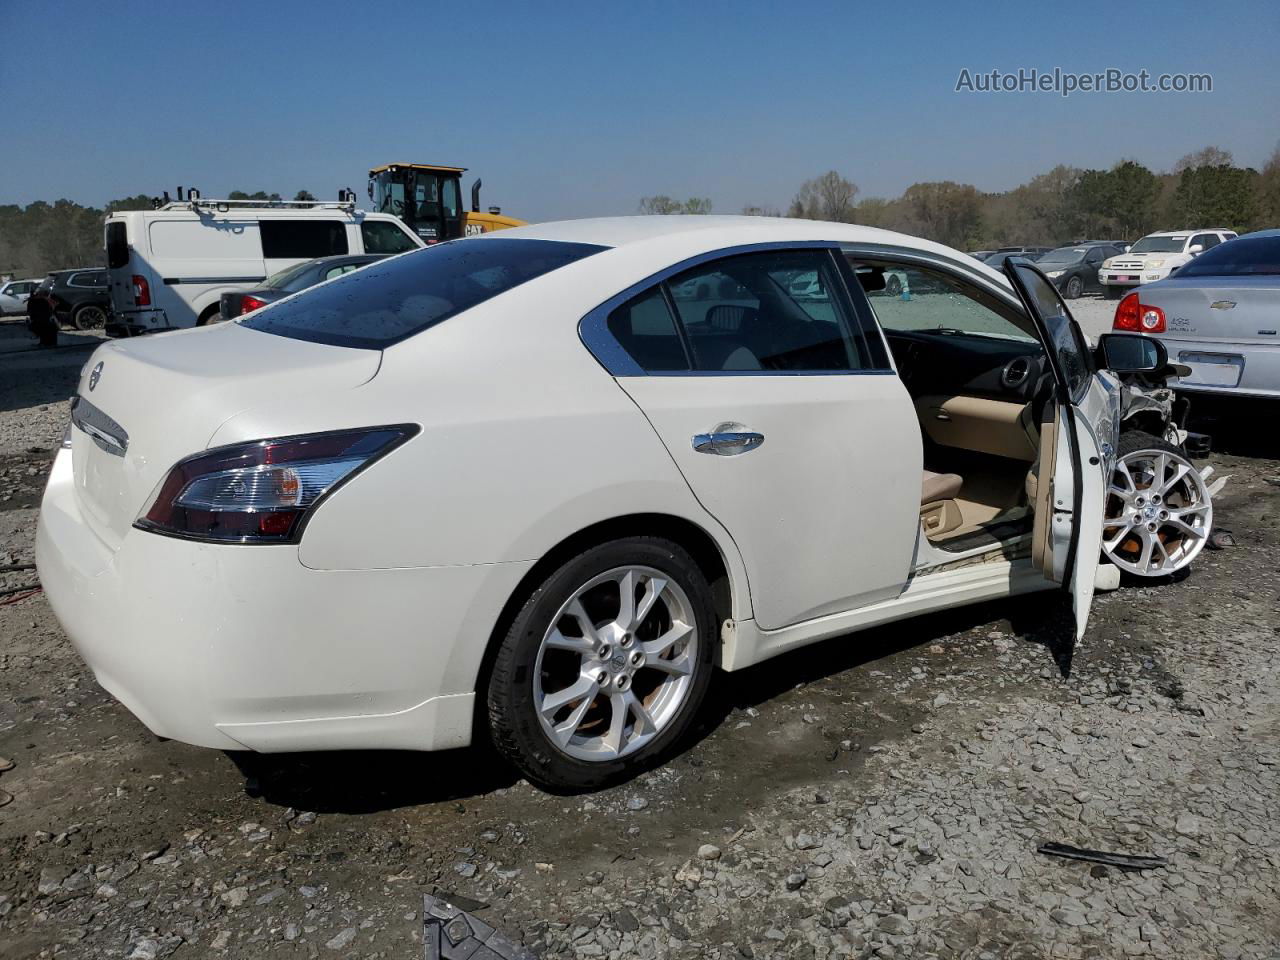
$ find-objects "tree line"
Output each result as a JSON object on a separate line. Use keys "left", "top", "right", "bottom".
{"left": 5, "top": 147, "right": 1278, "bottom": 279}
{"left": 643, "top": 144, "right": 1280, "bottom": 250}
{"left": 0, "top": 191, "right": 322, "bottom": 278}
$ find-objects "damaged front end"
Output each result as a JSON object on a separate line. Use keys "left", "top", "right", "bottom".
{"left": 1101, "top": 366, "right": 1226, "bottom": 578}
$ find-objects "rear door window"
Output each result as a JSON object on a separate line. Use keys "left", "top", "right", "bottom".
{"left": 106, "top": 221, "right": 129, "bottom": 269}
{"left": 242, "top": 237, "right": 606, "bottom": 349}
{"left": 606, "top": 288, "right": 690, "bottom": 372}
{"left": 260, "top": 220, "right": 349, "bottom": 258}
{"left": 665, "top": 249, "right": 870, "bottom": 372}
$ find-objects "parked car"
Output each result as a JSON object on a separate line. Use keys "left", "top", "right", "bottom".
{"left": 38, "top": 218, "right": 1190, "bottom": 790}
{"left": 104, "top": 197, "right": 422, "bottom": 333}
{"left": 984, "top": 250, "right": 1045, "bottom": 268}
{"left": 0, "top": 277, "right": 41, "bottom": 315}
{"left": 968, "top": 249, "right": 996, "bottom": 261}
{"left": 219, "top": 254, "right": 389, "bottom": 320}
{"left": 986, "top": 246, "right": 1051, "bottom": 261}
{"left": 1113, "top": 229, "right": 1280, "bottom": 399}
{"left": 1036, "top": 243, "right": 1123, "bottom": 299}
{"left": 1099, "top": 229, "right": 1238, "bottom": 297}
{"left": 25, "top": 269, "right": 111, "bottom": 331}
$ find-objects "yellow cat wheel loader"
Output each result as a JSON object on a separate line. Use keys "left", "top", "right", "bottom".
{"left": 368, "top": 163, "right": 525, "bottom": 243}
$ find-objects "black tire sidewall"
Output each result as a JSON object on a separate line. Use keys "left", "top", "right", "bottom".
{"left": 1066, "top": 276, "right": 1083, "bottom": 299}
{"left": 73, "top": 305, "right": 105, "bottom": 330}
{"left": 487, "top": 537, "right": 716, "bottom": 792}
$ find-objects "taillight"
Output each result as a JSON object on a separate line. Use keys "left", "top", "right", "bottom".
{"left": 131, "top": 274, "right": 151, "bottom": 307}
{"left": 1112, "top": 292, "right": 1166, "bottom": 333}
{"left": 240, "top": 295, "right": 268, "bottom": 315}
{"left": 135, "top": 425, "right": 417, "bottom": 543}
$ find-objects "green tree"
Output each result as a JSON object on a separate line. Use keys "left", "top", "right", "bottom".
{"left": 1169, "top": 164, "right": 1257, "bottom": 228}
{"left": 1255, "top": 146, "right": 1280, "bottom": 229}
{"left": 902, "top": 181, "right": 983, "bottom": 247}
{"left": 1106, "top": 160, "right": 1161, "bottom": 238}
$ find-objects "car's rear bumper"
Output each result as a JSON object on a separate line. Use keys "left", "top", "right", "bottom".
{"left": 1156, "top": 336, "right": 1280, "bottom": 398}
{"left": 36, "top": 447, "right": 534, "bottom": 753}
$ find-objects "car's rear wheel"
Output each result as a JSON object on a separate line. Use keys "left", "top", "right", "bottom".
{"left": 1102, "top": 431, "right": 1212, "bottom": 578}
{"left": 1064, "top": 275, "right": 1083, "bottom": 299}
{"left": 885, "top": 274, "right": 903, "bottom": 297}
{"left": 487, "top": 537, "right": 715, "bottom": 791}
{"left": 196, "top": 306, "right": 222, "bottom": 326}
{"left": 72, "top": 304, "right": 107, "bottom": 330}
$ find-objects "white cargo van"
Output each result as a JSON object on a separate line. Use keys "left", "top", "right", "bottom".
{"left": 103, "top": 197, "right": 422, "bottom": 332}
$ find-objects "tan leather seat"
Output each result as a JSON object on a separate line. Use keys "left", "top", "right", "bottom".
{"left": 920, "top": 470, "right": 964, "bottom": 538}
{"left": 921, "top": 470, "right": 963, "bottom": 504}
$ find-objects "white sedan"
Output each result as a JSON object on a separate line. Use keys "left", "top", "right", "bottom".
{"left": 37, "top": 217, "right": 1175, "bottom": 791}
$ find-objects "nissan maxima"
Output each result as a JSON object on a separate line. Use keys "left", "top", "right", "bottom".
{"left": 37, "top": 217, "right": 1177, "bottom": 790}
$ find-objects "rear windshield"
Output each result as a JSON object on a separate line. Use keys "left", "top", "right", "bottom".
{"left": 241, "top": 237, "right": 607, "bottom": 349}
{"left": 1176, "top": 235, "right": 1280, "bottom": 277}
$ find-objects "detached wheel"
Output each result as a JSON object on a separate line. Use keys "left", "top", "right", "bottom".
{"left": 72, "top": 304, "right": 107, "bottom": 330}
{"left": 1064, "top": 275, "right": 1084, "bottom": 299}
{"left": 487, "top": 537, "right": 715, "bottom": 791}
{"left": 1102, "top": 431, "right": 1212, "bottom": 577}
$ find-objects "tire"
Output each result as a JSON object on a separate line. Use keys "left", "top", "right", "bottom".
{"left": 1102, "top": 431, "right": 1211, "bottom": 578}
{"left": 1104, "top": 286, "right": 1121, "bottom": 300}
{"left": 1064, "top": 275, "right": 1083, "bottom": 299}
{"left": 72, "top": 304, "right": 107, "bottom": 330}
{"left": 196, "top": 306, "right": 221, "bottom": 327}
{"left": 486, "top": 536, "right": 716, "bottom": 791}
{"left": 886, "top": 274, "right": 903, "bottom": 297}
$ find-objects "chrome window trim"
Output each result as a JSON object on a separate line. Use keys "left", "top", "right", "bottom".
{"left": 578, "top": 240, "right": 895, "bottom": 377}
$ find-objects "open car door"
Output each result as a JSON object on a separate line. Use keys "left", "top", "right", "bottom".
{"left": 1003, "top": 259, "right": 1120, "bottom": 640}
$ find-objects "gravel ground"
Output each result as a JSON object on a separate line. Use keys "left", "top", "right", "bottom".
{"left": 0, "top": 318, "right": 1277, "bottom": 960}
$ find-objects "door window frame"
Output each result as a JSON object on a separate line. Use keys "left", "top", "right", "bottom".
{"left": 579, "top": 241, "right": 893, "bottom": 377}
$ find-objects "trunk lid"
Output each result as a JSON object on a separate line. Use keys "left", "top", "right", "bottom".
{"left": 69, "top": 324, "right": 381, "bottom": 551}
{"left": 1144, "top": 276, "right": 1280, "bottom": 344}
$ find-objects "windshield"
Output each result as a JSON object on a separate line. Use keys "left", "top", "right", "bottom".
{"left": 264, "top": 261, "right": 318, "bottom": 291}
{"left": 1130, "top": 235, "right": 1187, "bottom": 254}
{"left": 242, "top": 237, "right": 608, "bottom": 349}
{"left": 1039, "top": 247, "right": 1086, "bottom": 265}
{"left": 1176, "top": 236, "right": 1280, "bottom": 277}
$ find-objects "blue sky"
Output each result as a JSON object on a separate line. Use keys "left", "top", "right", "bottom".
{"left": 2, "top": 0, "right": 1277, "bottom": 220}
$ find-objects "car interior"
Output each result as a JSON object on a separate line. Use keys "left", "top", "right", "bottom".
{"left": 850, "top": 259, "right": 1053, "bottom": 555}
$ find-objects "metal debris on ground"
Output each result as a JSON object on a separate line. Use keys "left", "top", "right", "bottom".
{"left": 1036, "top": 842, "right": 1168, "bottom": 871}
{"left": 1207, "top": 529, "right": 1236, "bottom": 550}
{"left": 423, "top": 894, "right": 536, "bottom": 959}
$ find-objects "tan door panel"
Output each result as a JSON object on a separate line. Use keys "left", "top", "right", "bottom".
{"left": 915, "top": 394, "right": 1038, "bottom": 462}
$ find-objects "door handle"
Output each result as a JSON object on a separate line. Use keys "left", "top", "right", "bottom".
{"left": 692, "top": 424, "right": 765, "bottom": 456}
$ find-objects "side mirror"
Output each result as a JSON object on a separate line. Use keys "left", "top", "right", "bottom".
{"left": 1098, "top": 333, "right": 1168, "bottom": 373}
{"left": 1188, "top": 244, "right": 1203, "bottom": 255}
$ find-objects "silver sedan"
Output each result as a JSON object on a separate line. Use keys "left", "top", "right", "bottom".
{"left": 1113, "top": 230, "right": 1280, "bottom": 398}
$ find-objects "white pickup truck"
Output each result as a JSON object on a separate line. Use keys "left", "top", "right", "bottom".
{"left": 1098, "top": 229, "right": 1237, "bottom": 296}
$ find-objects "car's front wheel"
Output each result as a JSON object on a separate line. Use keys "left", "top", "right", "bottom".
{"left": 487, "top": 537, "right": 715, "bottom": 791}
{"left": 1064, "top": 275, "right": 1084, "bottom": 299}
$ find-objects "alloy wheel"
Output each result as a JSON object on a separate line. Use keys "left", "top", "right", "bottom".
{"left": 533, "top": 565, "right": 698, "bottom": 762}
{"left": 1102, "top": 448, "right": 1211, "bottom": 576}
{"left": 74, "top": 305, "right": 107, "bottom": 330}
